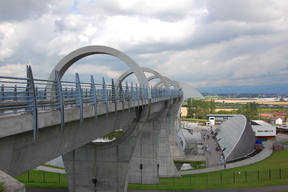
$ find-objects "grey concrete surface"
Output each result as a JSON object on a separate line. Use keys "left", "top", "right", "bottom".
{"left": 27, "top": 189, "right": 68, "bottom": 192}
{"left": 128, "top": 184, "right": 288, "bottom": 192}
{"left": 26, "top": 184, "right": 288, "bottom": 192}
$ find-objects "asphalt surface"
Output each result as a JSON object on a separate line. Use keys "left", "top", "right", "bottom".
{"left": 27, "top": 184, "right": 288, "bottom": 192}
{"left": 27, "top": 189, "right": 68, "bottom": 192}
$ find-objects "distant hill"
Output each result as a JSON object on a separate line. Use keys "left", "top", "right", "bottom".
{"left": 196, "top": 83, "right": 288, "bottom": 94}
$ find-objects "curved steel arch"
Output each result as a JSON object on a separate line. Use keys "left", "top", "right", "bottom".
{"left": 48, "top": 45, "right": 150, "bottom": 97}
{"left": 116, "top": 67, "right": 169, "bottom": 89}
{"left": 154, "top": 76, "right": 181, "bottom": 90}
{"left": 147, "top": 75, "right": 158, "bottom": 82}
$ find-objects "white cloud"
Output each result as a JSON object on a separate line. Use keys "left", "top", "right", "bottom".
{"left": 0, "top": 0, "right": 287, "bottom": 92}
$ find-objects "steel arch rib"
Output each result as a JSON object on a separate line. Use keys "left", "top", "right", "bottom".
{"left": 116, "top": 67, "right": 170, "bottom": 89}
{"left": 48, "top": 45, "right": 150, "bottom": 98}
{"left": 154, "top": 76, "right": 181, "bottom": 90}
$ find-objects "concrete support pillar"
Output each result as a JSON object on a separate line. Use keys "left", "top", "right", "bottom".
{"left": 62, "top": 107, "right": 149, "bottom": 192}
{"left": 158, "top": 119, "right": 180, "bottom": 177}
{"left": 63, "top": 123, "right": 145, "bottom": 191}
{"left": 129, "top": 107, "right": 168, "bottom": 184}
{"left": 158, "top": 100, "right": 183, "bottom": 177}
{"left": 169, "top": 101, "right": 185, "bottom": 158}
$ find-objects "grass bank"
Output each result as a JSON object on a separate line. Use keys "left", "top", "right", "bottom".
{"left": 128, "top": 150, "right": 288, "bottom": 190}
{"left": 16, "top": 170, "right": 67, "bottom": 188}
{"left": 17, "top": 150, "right": 288, "bottom": 190}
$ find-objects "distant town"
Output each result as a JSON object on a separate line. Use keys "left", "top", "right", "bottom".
{"left": 181, "top": 93, "right": 288, "bottom": 128}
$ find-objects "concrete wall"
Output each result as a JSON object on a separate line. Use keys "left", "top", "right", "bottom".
{"left": 0, "top": 106, "right": 138, "bottom": 176}
{"left": 0, "top": 170, "right": 25, "bottom": 192}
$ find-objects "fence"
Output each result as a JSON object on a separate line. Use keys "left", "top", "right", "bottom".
{"left": 16, "top": 170, "right": 67, "bottom": 184}
{"left": 16, "top": 168, "right": 288, "bottom": 187}
{"left": 0, "top": 66, "right": 183, "bottom": 141}
{"left": 160, "top": 167, "right": 288, "bottom": 188}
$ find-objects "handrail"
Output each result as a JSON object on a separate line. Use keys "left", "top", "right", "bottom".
{"left": 0, "top": 77, "right": 182, "bottom": 116}
{"left": 0, "top": 68, "right": 183, "bottom": 141}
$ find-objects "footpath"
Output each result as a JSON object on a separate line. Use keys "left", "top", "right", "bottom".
{"left": 181, "top": 140, "right": 274, "bottom": 175}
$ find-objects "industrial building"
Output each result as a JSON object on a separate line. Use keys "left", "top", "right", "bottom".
{"left": 250, "top": 120, "right": 277, "bottom": 140}
{"left": 213, "top": 115, "right": 255, "bottom": 162}
{"left": 207, "top": 114, "right": 236, "bottom": 125}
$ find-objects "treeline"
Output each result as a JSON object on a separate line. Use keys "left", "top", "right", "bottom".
{"left": 186, "top": 98, "right": 215, "bottom": 119}
{"left": 237, "top": 102, "right": 259, "bottom": 120}
{"left": 186, "top": 99, "right": 260, "bottom": 121}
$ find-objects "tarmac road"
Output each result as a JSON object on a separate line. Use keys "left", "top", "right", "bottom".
{"left": 26, "top": 184, "right": 288, "bottom": 192}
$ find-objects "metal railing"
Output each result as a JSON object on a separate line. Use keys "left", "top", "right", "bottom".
{"left": 0, "top": 66, "right": 183, "bottom": 141}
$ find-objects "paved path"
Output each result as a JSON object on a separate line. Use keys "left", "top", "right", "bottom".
{"left": 34, "top": 166, "right": 66, "bottom": 174}
{"left": 128, "top": 184, "right": 288, "bottom": 192}
{"left": 27, "top": 184, "right": 288, "bottom": 192}
{"left": 27, "top": 189, "right": 68, "bottom": 192}
{"left": 180, "top": 140, "right": 274, "bottom": 175}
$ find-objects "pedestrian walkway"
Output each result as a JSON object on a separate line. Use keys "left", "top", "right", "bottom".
{"left": 34, "top": 166, "right": 66, "bottom": 174}
{"left": 128, "top": 184, "right": 288, "bottom": 192}
{"left": 180, "top": 140, "right": 274, "bottom": 175}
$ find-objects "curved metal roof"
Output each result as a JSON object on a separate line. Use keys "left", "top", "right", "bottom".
{"left": 215, "top": 115, "right": 255, "bottom": 161}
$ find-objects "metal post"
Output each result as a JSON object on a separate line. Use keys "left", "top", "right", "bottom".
{"left": 1, "top": 84, "right": 4, "bottom": 101}
{"left": 139, "top": 84, "right": 143, "bottom": 107}
{"left": 220, "top": 172, "right": 222, "bottom": 184}
{"left": 90, "top": 75, "right": 97, "bottom": 121}
{"left": 75, "top": 73, "right": 83, "bottom": 125}
{"left": 118, "top": 83, "right": 124, "bottom": 111}
{"left": 55, "top": 70, "right": 64, "bottom": 132}
{"left": 102, "top": 77, "right": 108, "bottom": 117}
{"left": 112, "top": 79, "right": 117, "bottom": 114}
{"left": 131, "top": 82, "right": 135, "bottom": 110}
{"left": 136, "top": 83, "right": 139, "bottom": 109}
{"left": 269, "top": 169, "right": 271, "bottom": 180}
{"left": 245, "top": 171, "right": 247, "bottom": 182}
{"left": 13, "top": 85, "right": 17, "bottom": 101}
{"left": 65, "top": 87, "right": 67, "bottom": 99}
{"left": 125, "top": 81, "right": 130, "bottom": 111}
{"left": 27, "top": 66, "right": 38, "bottom": 142}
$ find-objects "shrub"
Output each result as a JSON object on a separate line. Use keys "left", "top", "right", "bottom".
{"left": 0, "top": 182, "right": 4, "bottom": 192}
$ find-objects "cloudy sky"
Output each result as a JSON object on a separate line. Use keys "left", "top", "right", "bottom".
{"left": 0, "top": 0, "right": 287, "bottom": 89}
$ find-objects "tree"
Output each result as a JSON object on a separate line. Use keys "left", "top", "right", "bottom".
{"left": 237, "top": 102, "right": 259, "bottom": 120}
{"left": 186, "top": 98, "right": 216, "bottom": 119}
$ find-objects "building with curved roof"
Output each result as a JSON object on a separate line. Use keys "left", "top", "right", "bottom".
{"left": 214, "top": 115, "right": 255, "bottom": 162}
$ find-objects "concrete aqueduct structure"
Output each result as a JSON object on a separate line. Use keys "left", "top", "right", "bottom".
{"left": 0, "top": 45, "right": 203, "bottom": 192}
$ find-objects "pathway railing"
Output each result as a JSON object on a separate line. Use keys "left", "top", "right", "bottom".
{"left": 0, "top": 66, "right": 183, "bottom": 141}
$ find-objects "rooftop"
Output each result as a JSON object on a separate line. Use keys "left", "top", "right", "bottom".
{"left": 207, "top": 114, "right": 237, "bottom": 117}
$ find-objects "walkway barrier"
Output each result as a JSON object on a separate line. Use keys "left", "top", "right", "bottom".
{"left": 16, "top": 170, "right": 67, "bottom": 185}
{"left": 16, "top": 167, "right": 288, "bottom": 188}
{"left": 0, "top": 66, "right": 183, "bottom": 141}
{"left": 0, "top": 66, "right": 182, "bottom": 116}
{"left": 129, "top": 167, "right": 288, "bottom": 190}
